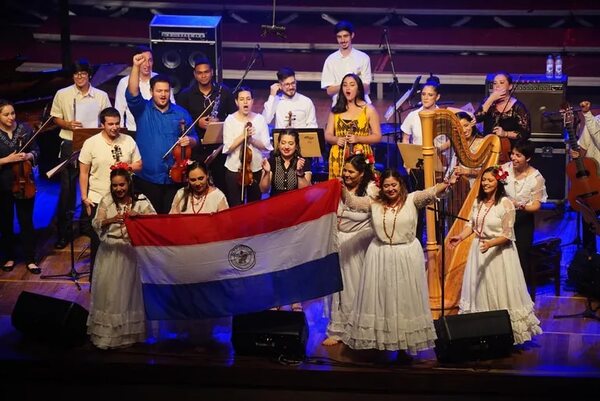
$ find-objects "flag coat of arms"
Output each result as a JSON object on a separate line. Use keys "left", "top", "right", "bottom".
{"left": 126, "top": 179, "right": 342, "bottom": 319}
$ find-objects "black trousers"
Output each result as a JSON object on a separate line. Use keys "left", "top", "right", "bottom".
{"left": 56, "top": 140, "right": 78, "bottom": 240}
{"left": 78, "top": 203, "right": 99, "bottom": 269}
{"left": 0, "top": 191, "right": 36, "bottom": 264}
{"left": 132, "top": 176, "right": 181, "bottom": 214}
{"left": 224, "top": 170, "right": 262, "bottom": 207}
{"left": 514, "top": 210, "right": 535, "bottom": 282}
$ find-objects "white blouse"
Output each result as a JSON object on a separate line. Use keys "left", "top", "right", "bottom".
{"left": 501, "top": 162, "right": 548, "bottom": 207}
{"left": 222, "top": 113, "right": 273, "bottom": 173}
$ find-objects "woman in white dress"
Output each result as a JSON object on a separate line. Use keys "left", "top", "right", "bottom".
{"left": 170, "top": 161, "right": 229, "bottom": 214}
{"left": 449, "top": 166, "right": 542, "bottom": 345}
{"left": 342, "top": 168, "right": 458, "bottom": 356}
{"left": 501, "top": 139, "right": 547, "bottom": 279}
{"left": 87, "top": 165, "right": 156, "bottom": 349}
{"left": 322, "top": 152, "right": 377, "bottom": 346}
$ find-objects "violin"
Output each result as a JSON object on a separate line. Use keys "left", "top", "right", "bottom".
{"left": 11, "top": 134, "right": 36, "bottom": 199}
{"left": 238, "top": 122, "right": 254, "bottom": 202}
{"left": 169, "top": 120, "right": 192, "bottom": 184}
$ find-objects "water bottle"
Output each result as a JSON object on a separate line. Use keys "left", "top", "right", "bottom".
{"left": 545, "top": 54, "right": 554, "bottom": 79}
{"left": 554, "top": 54, "right": 563, "bottom": 79}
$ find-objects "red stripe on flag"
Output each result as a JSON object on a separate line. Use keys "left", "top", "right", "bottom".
{"left": 126, "top": 179, "right": 341, "bottom": 246}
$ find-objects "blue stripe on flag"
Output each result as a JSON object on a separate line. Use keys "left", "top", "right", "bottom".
{"left": 142, "top": 253, "right": 341, "bottom": 319}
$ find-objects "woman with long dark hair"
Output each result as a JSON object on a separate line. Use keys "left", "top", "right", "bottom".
{"left": 324, "top": 73, "right": 381, "bottom": 179}
{"left": 323, "top": 152, "right": 377, "bottom": 345}
{"left": 87, "top": 165, "right": 156, "bottom": 349}
{"left": 170, "top": 161, "right": 228, "bottom": 214}
{"left": 259, "top": 129, "right": 311, "bottom": 197}
{"left": 342, "top": 168, "right": 458, "bottom": 358}
{"left": 449, "top": 166, "right": 542, "bottom": 345}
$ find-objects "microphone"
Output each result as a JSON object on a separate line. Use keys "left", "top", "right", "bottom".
{"left": 379, "top": 28, "right": 387, "bottom": 49}
{"left": 256, "top": 44, "right": 265, "bottom": 67}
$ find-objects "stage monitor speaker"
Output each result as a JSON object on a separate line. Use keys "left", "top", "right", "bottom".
{"left": 434, "top": 310, "right": 514, "bottom": 363}
{"left": 486, "top": 74, "right": 567, "bottom": 135}
{"left": 150, "top": 15, "right": 222, "bottom": 95}
{"left": 11, "top": 291, "right": 89, "bottom": 347}
{"left": 530, "top": 137, "right": 567, "bottom": 202}
{"left": 567, "top": 249, "right": 600, "bottom": 299}
{"left": 232, "top": 310, "right": 309, "bottom": 360}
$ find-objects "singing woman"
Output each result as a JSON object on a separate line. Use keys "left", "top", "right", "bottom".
{"left": 169, "top": 161, "right": 229, "bottom": 214}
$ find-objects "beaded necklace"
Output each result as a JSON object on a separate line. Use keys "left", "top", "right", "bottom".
{"left": 382, "top": 198, "right": 402, "bottom": 245}
{"left": 473, "top": 198, "right": 494, "bottom": 238}
{"left": 190, "top": 190, "right": 208, "bottom": 214}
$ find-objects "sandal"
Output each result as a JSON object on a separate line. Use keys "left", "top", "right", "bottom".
{"left": 26, "top": 263, "right": 42, "bottom": 275}
{"left": 291, "top": 303, "right": 303, "bottom": 312}
{"left": 2, "top": 260, "right": 15, "bottom": 272}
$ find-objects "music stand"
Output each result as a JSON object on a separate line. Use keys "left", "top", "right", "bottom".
{"left": 272, "top": 128, "right": 326, "bottom": 158}
{"left": 202, "top": 122, "right": 224, "bottom": 145}
{"left": 397, "top": 143, "right": 443, "bottom": 172}
{"left": 42, "top": 147, "right": 88, "bottom": 291}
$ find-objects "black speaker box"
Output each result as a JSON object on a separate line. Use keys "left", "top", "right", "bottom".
{"left": 530, "top": 137, "right": 567, "bottom": 201}
{"left": 150, "top": 15, "right": 223, "bottom": 95}
{"left": 434, "top": 310, "right": 514, "bottom": 362}
{"left": 486, "top": 74, "right": 567, "bottom": 134}
{"left": 232, "top": 310, "right": 309, "bottom": 360}
{"left": 11, "top": 291, "right": 89, "bottom": 347}
{"left": 567, "top": 249, "right": 600, "bottom": 299}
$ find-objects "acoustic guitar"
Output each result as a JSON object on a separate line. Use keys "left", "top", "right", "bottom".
{"left": 563, "top": 103, "right": 600, "bottom": 213}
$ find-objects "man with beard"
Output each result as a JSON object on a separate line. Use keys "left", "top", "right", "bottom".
{"left": 126, "top": 52, "right": 197, "bottom": 214}
{"left": 50, "top": 59, "right": 111, "bottom": 249}
{"left": 262, "top": 67, "right": 318, "bottom": 129}
{"left": 79, "top": 107, "right": 141, "bottom": 270}
{"left": 177, "top": 57, "right": 236, "bottom": 192}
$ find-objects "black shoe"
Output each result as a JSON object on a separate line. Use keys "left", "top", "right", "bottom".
{"left": 54, "top": 238, "right": 68, "bottom": 249}
{"left": 2, "top": 260, "right": 15, "bottom": 272}
{"left": 26, "top": 263, "right": 42, "bottom": 275}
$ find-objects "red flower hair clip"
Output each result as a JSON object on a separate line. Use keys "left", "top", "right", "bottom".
{"left": 493, "top": 165, "right": 509, "bottom": 184}
{"left": 110, "top": 161, "right": 132, "bottom": 171}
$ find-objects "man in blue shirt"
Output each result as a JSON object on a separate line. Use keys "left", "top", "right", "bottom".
{"left": 126, "top": 52, "right": 198, "bottom": 213}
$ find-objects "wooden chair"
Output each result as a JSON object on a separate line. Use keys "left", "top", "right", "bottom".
{"left": 528, "top": 237, "right": 562, "bottom": 301}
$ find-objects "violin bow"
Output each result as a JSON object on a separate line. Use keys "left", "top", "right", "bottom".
{"left": 17, "top": 116, "right": 54, "bottom": 153}
{"left": 162, "top": 99, "right": 215, "bottom": 159}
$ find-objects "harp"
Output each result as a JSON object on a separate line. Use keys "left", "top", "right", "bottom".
{"left": 419, "top": 109, "right": 501, "bottom": 317}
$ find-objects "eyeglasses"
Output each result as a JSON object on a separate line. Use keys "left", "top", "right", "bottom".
{"left": 73, "top": 72, "right": 89, "bottom": 77}
{"left": 281, "top": 81, "right": 297, "bottom": 88}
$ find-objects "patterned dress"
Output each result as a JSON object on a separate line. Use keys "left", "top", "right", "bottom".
{"left": 328, "top": 107, "right": 374, "bottom": 179}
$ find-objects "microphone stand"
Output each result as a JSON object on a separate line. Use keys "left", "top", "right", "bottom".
{"left": 381, "top": 28, "right": 400, "bottom": 168}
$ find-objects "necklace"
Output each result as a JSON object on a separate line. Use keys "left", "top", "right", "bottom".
{"left": 382, "top": 199, "right": 402, "bottom": 245}
{"left": 191, "top": 191, "right": 208, "bottom": 214}
{"left": 474, "top": 198, "right": 494, "bottom": 237}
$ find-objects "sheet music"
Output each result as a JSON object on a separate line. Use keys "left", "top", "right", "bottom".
{"left": 385, "top": 88, "right": 412, "bottom": 121}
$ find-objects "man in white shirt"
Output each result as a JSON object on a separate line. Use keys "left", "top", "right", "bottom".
{"left": 570, "top": 100, "right": 600, "bottom": 253}
{"left": 321, "top": 20, "right": 372, "bottom": 106}
{"left": 50, "top": 59, "right": 111, "bottom": 249}
{"left": 114, "top": 46, "right": 174, "bottom": 132}
{"left": 79, "top": 107, "right": 142, "bottom": 268}
{"left": 262, "top": 67, "right": 318, "bottom": 128}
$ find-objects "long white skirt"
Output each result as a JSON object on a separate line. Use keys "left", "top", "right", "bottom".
{"left": 460, "top": 238, "right": 542, "bottom": 344}
{"left": 343, "top": 238, "right": 437, "bottom": 354}
{"left": 326, "top": 228, "right": 372, "bottom": 340}
{"left": 87, "top": 238, "right": 146, "bottom": 349}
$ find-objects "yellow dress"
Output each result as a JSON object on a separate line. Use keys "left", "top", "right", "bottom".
{"left": 328, "top": 106, "right": 375, "bottom": 179}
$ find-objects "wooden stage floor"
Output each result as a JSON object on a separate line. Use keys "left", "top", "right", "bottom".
{"left": 0, "top": 223, "right": 599, "bottom": 400}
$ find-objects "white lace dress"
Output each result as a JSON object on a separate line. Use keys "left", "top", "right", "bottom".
{"left": 343, "top": 189, "right": 438, "bottom": 354}
{"left": 87, "top": 195, "right": 156, "bottom": 349}
{"left": 326, "top": 182, "right": 377, "bottom": 341}
{"left": 459, "top": 197, "right": 542, "bottom": 344}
